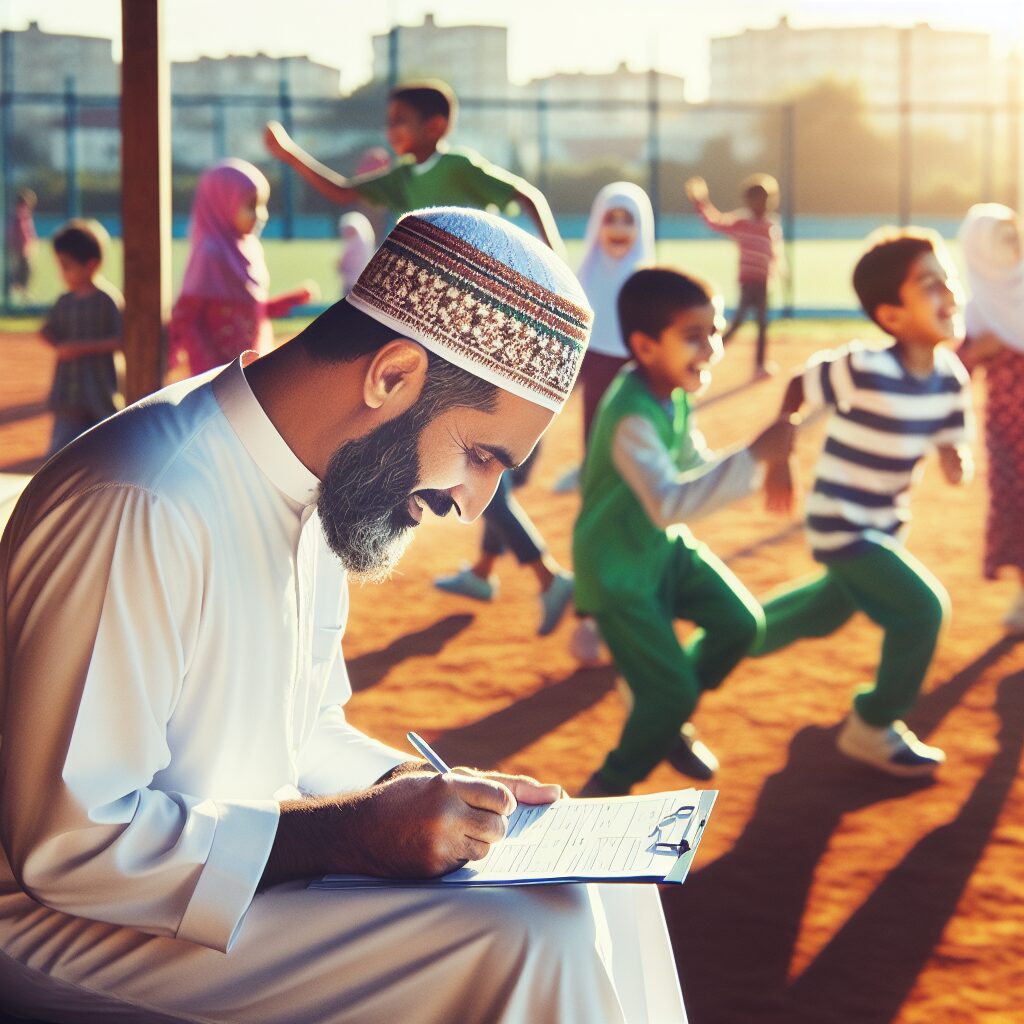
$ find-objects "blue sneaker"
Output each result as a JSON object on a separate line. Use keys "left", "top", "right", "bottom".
{"left": 433, "top": 566, "right": 498, "bottom": 602}
{"left": 538, "top": 572, "right": 574, "bottom": 636}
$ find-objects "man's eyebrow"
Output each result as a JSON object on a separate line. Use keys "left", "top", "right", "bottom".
{"left": 478, "top": 444, "right": 521, "bottom": 471}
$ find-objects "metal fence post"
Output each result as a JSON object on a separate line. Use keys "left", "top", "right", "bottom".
{"left": 647, "top": 68, "right": 660, "bottom": 237}
{"left": 537, "top": 82, "right": 549, "bottom": 198}
{"left": 1008, "top": 49, "right": 1020, "bottom": 211}
{"left": 65, "top": 76, "right": 80, "bottom": 219}
{"left": 213, "top": 98, "right": 227, "bottom": 161}
{"left": 278, "top": 60, "right": 294, "bottom": 240}
{"left": 1, "top": 29, "right": 13, "bottom": 308}
{"left": 898, "top": 28, "right": 912, "bottom": 226}
{"left": 782, "top": 103, "right": 795, "bottom": 318}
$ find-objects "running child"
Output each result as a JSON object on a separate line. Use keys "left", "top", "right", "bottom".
{"left": 574, "top": 267, "right": 796, "bottom": 795}
{"left": 168, "top": 158, "right": 315, "bottom": 376}
{"left": 686, "top": 173, "right": 784, "bottom": 376}
{"left": 755, "top": 227, "right": 974, "bottom": 776}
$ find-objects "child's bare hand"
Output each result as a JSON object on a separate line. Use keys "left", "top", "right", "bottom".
{"left": 685, "top": 176, "right": 708, "bottom": 205}
{"left": 264, "top": 121, "right": 293, "bottom": 159}
{"left": 764, "top": 457, "right": 797, "bottom": 514}
{"left": 959, "top": 330, "right": 1004, "bottom": 369}
{"left": 301, "top": 278, "right": 321, "bottom": 304}
{"left": 938, "top": 443, "right": 973, "bottom": 486}
{"left": 749, "top": 416, "right": 796, "bottom": 464}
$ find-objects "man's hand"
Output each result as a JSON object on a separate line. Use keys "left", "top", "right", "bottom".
{"left": 262, "top": 770, "right": 518, "bottom": 888}
{"left": 938, "top": 443, "right": 973, "bottom": 486}
{"left": 749, "top": 416, "right": 797, "bottom": 464}
{"left": 459, "top": 768, "right": 563, "bottom": 805}
{"left": 264, "top": 120, "right": 294, "bottom": 161}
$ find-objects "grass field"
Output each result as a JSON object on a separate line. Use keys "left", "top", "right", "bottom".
{"left": 9, "top": 236, "right": 946, "bottom": 316}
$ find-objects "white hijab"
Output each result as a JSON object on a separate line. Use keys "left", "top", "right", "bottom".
{"left": 577, "top": 182, "right": 656, "bottom": 357}
{"left": 958, "top": 202, "right": 1024, "bottom": 352}
{"left": 338, "top": 212, "right": 377, "bottom": 289}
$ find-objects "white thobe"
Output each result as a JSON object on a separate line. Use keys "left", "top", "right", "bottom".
{"left": 0, "top": 355, "right": 685, "bottom": 1023}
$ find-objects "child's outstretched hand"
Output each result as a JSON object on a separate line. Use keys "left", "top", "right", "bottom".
{"left": 764, "top": 456, "right": 797, "bottom": 515}
{"left": 685, "top": 176, "right": 708, "bottom": 206}
{"left": 264, "top": 121, "right": 294, "bottom": 160}
{"left": 937, "top": 443, "right": 973, "bottom": 486}
{"left": 748, "top": 416, "right": 796, "bottom": 464}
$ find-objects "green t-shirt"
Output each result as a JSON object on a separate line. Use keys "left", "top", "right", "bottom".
{"left": 572, "top": 366, "right": 698, "bottom": 612}
{"left": 350, "top": 147, "right": 522, "bottom": 215}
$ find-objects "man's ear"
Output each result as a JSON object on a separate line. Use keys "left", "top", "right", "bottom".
{"left": 874, "top": 302, "right": 903, "bottom": 335}
{"left": 362, "top": 339, "right": 428, "bottom": 411}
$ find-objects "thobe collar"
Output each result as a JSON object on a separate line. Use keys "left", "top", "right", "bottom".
{"left": 213, "top": 352, "right": 321, "bottom": 508}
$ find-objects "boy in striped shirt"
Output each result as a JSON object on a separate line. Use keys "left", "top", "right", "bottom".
{"left": 757, "top": 228, "right": 973, "bottom": 776}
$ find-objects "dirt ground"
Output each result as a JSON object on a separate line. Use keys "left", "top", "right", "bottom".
{"left": 2, "top": 323, "right": 1022, "bottom": 1024}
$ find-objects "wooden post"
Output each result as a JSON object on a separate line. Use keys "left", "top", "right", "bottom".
{"left": 120, "top": 0, "right": 169, "bottom": 403}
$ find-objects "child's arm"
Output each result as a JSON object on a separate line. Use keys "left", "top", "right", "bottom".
{"left": 763, "top": 374, "right": 805, "bottom": 514}
{"left": 50, "top": 336, "right": 122, "bottom": 362}
{"left": 265, "top": 280, "right": 320, "bottom": 319}
{"left": 512, "top": 183, "right": 567, "bottom": 261}
{"left": 264, "top": 121, "right": 363, "bottom": 206}
{"left": 611, "top": 413, "right": 795, "bottom": 528}
{"left": 956, "top": 329, "right": 1005, "bottom": 373}
{"left": 937, "top": 444, "right": 973, "bottom": 486}
{"left": 684, "top": 176, "right": 732, "bottom": 234}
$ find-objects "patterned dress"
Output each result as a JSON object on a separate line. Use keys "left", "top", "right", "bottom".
{"left": 983, "top": 347, "right": 1024, "bottom": 578}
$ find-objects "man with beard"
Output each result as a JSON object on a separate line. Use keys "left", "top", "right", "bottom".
{"left": 0, "top": 208, "right": 687, "bottom": 1023}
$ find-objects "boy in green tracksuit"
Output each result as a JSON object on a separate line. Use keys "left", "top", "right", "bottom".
{"left": 574, "top": 268, "right": 795, "bottom": 796}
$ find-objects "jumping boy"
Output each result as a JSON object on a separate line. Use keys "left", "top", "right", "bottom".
{"left": 686, "top": 173, "right": 784, "bottom": 376}
{"left": 264, "top": 79, "right": 563, "bottom": 254}
{"left": 41, "top": 219, "right": 123, "bottom": 455}
{"left": 573, "top": 267, "right": 796, "bottom": 796}
{"left": 756, "top": 227, "right": 973, "bottom": 776}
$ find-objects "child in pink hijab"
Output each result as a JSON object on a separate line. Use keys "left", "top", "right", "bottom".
{"left": 168, "top": 159, "right": 315, "bottom": 375}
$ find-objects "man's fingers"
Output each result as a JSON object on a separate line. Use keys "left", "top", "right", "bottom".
{"left": 449, "top": 774, "right": 515, "bottom": 815}
{"left": 461, "top": 806, "right": 509, "bottom": 846}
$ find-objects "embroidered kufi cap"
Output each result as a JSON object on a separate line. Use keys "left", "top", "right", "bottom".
{"left": 346, "top": 207, "right": 593, "bottom": 412}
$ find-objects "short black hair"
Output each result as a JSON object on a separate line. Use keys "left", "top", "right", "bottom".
{"left": 299, "top": 298, "right": 498, "bottom": 413}
{"left": 852, "top": 227, "right": 939, "bottom": 327}
{"left": 15, "top": 187, "right": 36, "bottom": 208}
{"left": 742, "top": 173, "right": 779, "bottom": 203}
{"left": 52, "top": 219, "right": 107, "bottom": 265}
{"left": 617, "top": 267, "right": 717, "bottom": 357}
{"left": 389, "top": 80, "right": 456, "bottom": 123}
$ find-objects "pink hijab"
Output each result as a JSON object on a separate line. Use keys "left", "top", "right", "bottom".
{"left": 179, "top": 159, "right": 271, "bottom": 303}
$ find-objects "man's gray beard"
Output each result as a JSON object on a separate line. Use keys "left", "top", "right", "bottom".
{"left": 316, "top": 404, "right": 425, "bottom": 582}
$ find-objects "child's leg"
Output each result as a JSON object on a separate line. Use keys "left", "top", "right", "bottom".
{"left": 675, "top": 543, "right": 763, "bottom": 692}
{"left": 752, "top": 283, "right": 769, "bottom": 368}
{"left": 752, "top": 569, "right": 858, "bottom": 656}
{"left": 828, "top": 543, "right": 949, "bottom": 726}
{"left": 721, "top": 285, "right": 751, "bottom": 343}
{"left": 592, "top": 601, "right": 700, "bottom": 792}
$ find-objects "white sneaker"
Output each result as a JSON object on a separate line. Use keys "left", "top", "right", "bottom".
{"left": 570, "top": 617, "right": 609, "bottom": 666}
{"left": 666, "top": 722, "right": 719, "bottom": 781}
{"left": 1002, "top": 589, "right": 1024, "bottom": 636}
{"left": 836, "top": 709, "right": 945, "bottom": 777}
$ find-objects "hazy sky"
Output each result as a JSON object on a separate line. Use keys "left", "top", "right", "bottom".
{"left": 1, "top": 0, "right": 1021, "bottom": 99}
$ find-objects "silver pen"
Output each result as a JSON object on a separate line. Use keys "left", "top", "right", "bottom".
{"left": 406, "top": 731, "right": 452, "bottom": 774}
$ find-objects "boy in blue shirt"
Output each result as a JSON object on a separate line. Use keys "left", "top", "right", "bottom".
{"left": 757, "top": 228, "right": 974, "bottom": 776}
{"left": 574, "top": 268, "right": 795, "bottom": 796}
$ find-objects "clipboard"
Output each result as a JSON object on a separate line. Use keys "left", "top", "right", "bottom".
{"left": 310, "top": 787, "right": 717, "bottom": 891}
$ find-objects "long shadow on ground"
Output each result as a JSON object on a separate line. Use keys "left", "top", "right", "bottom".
{"left": 345, "top": 613, "right": 475, "bottom": 692}
{"left": 436, "top": 664, "right": 617, "bottom": 769}
{"left": 663, "top": 638, "right": 1022, "bottom": 1024}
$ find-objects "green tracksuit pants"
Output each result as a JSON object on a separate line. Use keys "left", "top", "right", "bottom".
{"left": 593, "top": 540, "right": 764, "bottom": 791}
{"left": 753, "top": 540, "right": 949, "bottom": 727}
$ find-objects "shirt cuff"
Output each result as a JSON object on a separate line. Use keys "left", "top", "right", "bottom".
{"left": 176, "top": 798, "right": 280, "bottom": 952}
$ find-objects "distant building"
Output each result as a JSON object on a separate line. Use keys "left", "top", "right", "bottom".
{"left": 171, "top": 53, "right": 341, "bottom": 99}
{"left": 522, "top": 63, "right": 704, "bottom": 166}
{"left": 0, "top": 20, "right": 117, "bottom": 94}
{"left": 371, "top": 13, "right": 508, "bottom": 98}
{"left": 709, "top": 17, "right": 995, "bottom": 108}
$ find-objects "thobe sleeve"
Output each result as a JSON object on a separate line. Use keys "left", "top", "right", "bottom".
{"left": 296, "top": 660, "right": 409, "bottom": 795}
{"left": 1, "top": 484, "right": 280, "bottom": 953}
{"left": 611, "top": 414, "right": 759, "bottom": 529}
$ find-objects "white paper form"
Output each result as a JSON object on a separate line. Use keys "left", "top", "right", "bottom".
{"left": 310, "top": 788, "right": 716, "bottom": 890}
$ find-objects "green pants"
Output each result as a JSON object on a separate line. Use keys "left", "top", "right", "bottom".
{"left": 593, "top": 540, "right": 764, "bottom": 791}
{"left": 753, "top": 540, "right": 949, "bottom": 727}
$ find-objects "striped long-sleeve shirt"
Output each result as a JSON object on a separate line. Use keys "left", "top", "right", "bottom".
{"left": 694, "top": 201, "right": 783, "bottom": 284}
{"left": 802, "top": 340, "right": 973, "bottom": 561}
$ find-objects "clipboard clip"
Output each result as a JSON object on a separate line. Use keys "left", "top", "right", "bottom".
{"left": 648, "top": 804, "right": 697, "bottom": 855}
